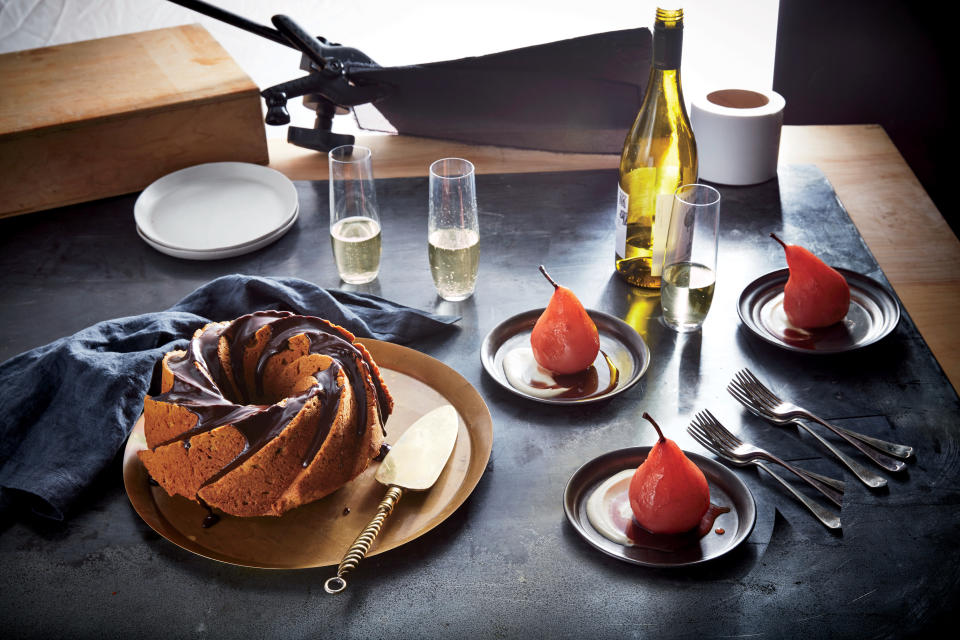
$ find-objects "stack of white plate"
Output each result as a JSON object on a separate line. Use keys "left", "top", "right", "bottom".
{"left": 134, "top": 162, "right": 300, "bottom": 260}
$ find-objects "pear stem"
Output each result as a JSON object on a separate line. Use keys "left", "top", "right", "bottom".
{"left": 538, "top": 265, "right": 560, "bottom": 290}
{"left": 642, "top": 412, "right": 666, "bottom": 444}
{"left": 770, "top": 232, "right": 788, "bottom": 249}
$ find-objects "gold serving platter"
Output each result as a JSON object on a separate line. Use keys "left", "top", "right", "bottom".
{"left": 123, "top": 339, "right": 493, "bottom": 569}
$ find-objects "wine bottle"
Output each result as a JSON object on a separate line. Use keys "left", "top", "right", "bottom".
{"left": 615, "top": 7, "right": 697, "bottom": 288}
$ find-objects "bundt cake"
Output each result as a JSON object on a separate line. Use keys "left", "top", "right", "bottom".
{"left": 138, "top": 311, "right": 393, "bottom": 517}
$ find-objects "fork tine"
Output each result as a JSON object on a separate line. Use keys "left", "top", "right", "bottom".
{"left": 734, "top": 370, "right": 756, "bottom": 389}
{"left": 689, "top": 417, "right": 727, "bottom": 449}
{"left": 691, "top": 416, "right": 729, "bottom": 452}
{"left": 733, "top": 371, "right": 763, "bottom": 400}
{"left": 745, "top": 392, "right": 776, "bottom": 413}
{"left": 745, "top": 377, "right": 779, "bottom": 406}
{"left": 734, "top": 373, "right": 779, "bottom": 411}
{"left": 704, "top": 409, "right": 743, "bottom": 447}
{"left": 742, "top": 369, "right": 782, "bottom": 404}
{"left": 741, "top": 368, "right": 766, "bottom": 388}
{"left": 698, "top": 410, "right": 746, "bottom": 448}
{"left": 692, "top": 434, "right": 735, "bottom": 461}
{"left": 702, "top": 409, "right": 731, "bottom": 431}
{"left": 735, "top": 369, "right": 764, "bottom": 397}
{"left": 727, "top": 383, "right": 757, "bottom": 407}
{"left": 695, "top": 412, "right": 722, "bottom": 429}
{"left": 687, "top": 426, "right": 722, "bottom": 454}
{"left": 692, "top": 411, "right": 732, "bottom": 447}
{"left": 686, "top": 423, "right": 707, "bottom": 445}
{"left": 726, "top": 377, "right": 745, "bottom": 395}
{"left": 686, "top": 423, "right": 737, "bottom": 459}
{"left": 727, "top": 385, "right": 778, "bottom": 419}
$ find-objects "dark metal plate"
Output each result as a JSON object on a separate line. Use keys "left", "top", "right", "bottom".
{"left": 738, "top": 268, "right": 901, "bottom": 354}
{"left": 563, "top": 446, "right": 756, "bottom": 568}
{"left": 480, "top": 308, "right": 650, "bottom": 405}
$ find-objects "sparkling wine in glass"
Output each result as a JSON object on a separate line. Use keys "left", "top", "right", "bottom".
{"left": 428, "top": 158, "right": 479, "bottom": 301}
{"left": 330, "top": 215, "right": 382, "bottom": 284}
{"left": 329, "top": 145, "right": 381, "bottom": 284}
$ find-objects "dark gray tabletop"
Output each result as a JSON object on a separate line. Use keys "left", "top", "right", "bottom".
{"left": 1, "top": 166, "right": 957, "bottom": 639}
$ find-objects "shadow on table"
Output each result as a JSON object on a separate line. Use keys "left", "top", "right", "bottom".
{"left": 558, "top": 509, "right": 762, "bottom": 583}
{"left": 134, "top": 452, "right": 491, "bottom": 596}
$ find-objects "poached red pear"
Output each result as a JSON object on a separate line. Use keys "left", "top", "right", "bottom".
{"left": 530, "top": 265, "right": 600, "bottom": 375}
{"left": 629, "top": 413, "right": 710, "bottom": 535}
{"left": 771, "top": 233, "right": 850, "bottom": 328}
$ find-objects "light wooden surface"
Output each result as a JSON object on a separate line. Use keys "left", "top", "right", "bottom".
{"left": 268, "top": 125, "right": 960, "bottom": 392}
{"left": 0, "top": 25, "right": 268, "bottom": 217}
{"left": 0, "top": 25, "right": 258, "bottom": 134}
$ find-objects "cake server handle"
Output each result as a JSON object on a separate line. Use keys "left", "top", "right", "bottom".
{"left": 324, "top": 485, "right": 403, "bottom": 594}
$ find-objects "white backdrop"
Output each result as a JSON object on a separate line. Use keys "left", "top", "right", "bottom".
{"left": 0, "top": 0, "right": 780, "bottom": 138}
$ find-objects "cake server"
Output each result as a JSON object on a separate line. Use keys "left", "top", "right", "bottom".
{"left": 324, "top": 404, "right": 459, "bottom": 593}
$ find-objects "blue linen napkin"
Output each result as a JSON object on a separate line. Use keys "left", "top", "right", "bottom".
{"left": 0, "top": 274, "right": 459, "bottom": 520}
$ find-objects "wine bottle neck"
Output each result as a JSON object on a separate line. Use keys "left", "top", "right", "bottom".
{"left": 650, "top": 68, "right": 683, "bottom": 103}
{"left": 643, "top": 67, "right": 686, "bottom": 125}
{"left": 652, "top": 11, "right": 683, "bottom": 70}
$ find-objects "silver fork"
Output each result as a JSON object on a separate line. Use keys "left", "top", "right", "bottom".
{"left": 732, "top": 369, "right": 913, "bottom": 459}
{"left": 687, "top": 409, "right": 844, "bottom": 508}
{"left": 729, "top": 369, "right": 907, "bottom": 481}
{"left": 687, "top": 415, "right": 841, "bottom": 530}
{"left": 728, "top": 378, "right": 888, "bottom": 488}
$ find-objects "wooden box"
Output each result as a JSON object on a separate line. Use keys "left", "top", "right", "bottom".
{"left": 0, "top": 24, "right": 269, "bottom": 218}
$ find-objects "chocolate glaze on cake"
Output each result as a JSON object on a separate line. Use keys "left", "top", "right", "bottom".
{"left": 140, "top": 311, "right": 392, "bottom": 516}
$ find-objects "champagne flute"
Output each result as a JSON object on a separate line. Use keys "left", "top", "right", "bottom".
{"left": 661, "top": 184, "right": 721, "bottom": 332}
{"left": 329, "top": 145, "right": 381, "bottom": 284}
{"left": 428, "top": 158, "right": 479, "bottom": 301}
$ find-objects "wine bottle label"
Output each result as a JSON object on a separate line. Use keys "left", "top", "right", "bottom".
{"left": 650, "top": 193, "right": 674, "bottom": 277}
{"left": 615, "top": 184, "right": 628, "bottom": 257}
